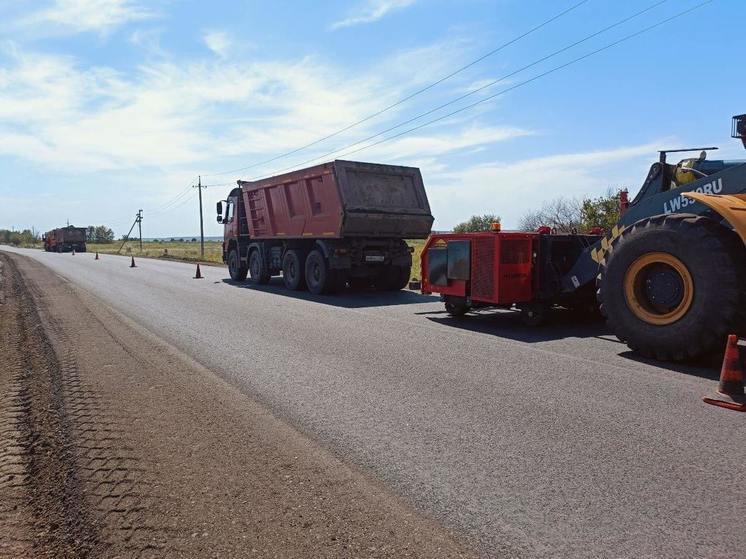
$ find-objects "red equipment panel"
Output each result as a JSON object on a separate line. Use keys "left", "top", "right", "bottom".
{"left": 421, "top": 232, "right": 536, "bottom": 305}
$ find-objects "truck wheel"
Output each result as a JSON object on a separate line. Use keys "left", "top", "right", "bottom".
{"left": 249, "top": 250, "right": 271, "bottom": 284}
{"left": 282, "top": 250, "right": 306, "bottom": 290}
{"left": 598, "top": 214, "right": 746, "bottom": 361}
{"left": 305, "top": 250, "right": 335, "bottom": 295}
{"left": 444, "top": 296, "right": 470, "bottom": 317}
{"left": 382, "top": 265, "right": 411, "bottom": 291}
{"left": 228, "top": 249, "right": 248, "bottom": 281}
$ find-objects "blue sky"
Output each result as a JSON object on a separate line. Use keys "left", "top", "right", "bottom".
{"left": 0, "top": 0, "right": 744, "bottom": 237}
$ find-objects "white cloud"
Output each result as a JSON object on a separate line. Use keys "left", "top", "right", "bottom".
{"left": 425, "top": 143, "right": 665, "bottom": 229}
{"left": 330, "top": 0, "right": 416, "bottom": 30}
{"left": 350, "top": 124, "right": 532, "bottom": 162}
{"left": 203, "top": 31, "right": 231, "bottom": 58}
{"left": 20, "top": 0, "right": 154, "bottom": 35}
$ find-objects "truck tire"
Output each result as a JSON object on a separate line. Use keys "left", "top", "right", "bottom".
{"left": 381, "top": 265, "right": 411, "bottom": 291}
{"left": 249, "top": 250, "right": 271, "bottom": 284}
{"left": 598, "top": 214, "right": 746, "bottom": 361}
{"left": 228, "top": 249, "right": 248, "bottom": 281}
{"left": 305, "top": 250, "right": 337, "bottom": 295}
{"left": 282, "top": 249, "right": 306, "bottom": 291}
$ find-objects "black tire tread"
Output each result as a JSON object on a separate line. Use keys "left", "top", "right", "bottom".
{"left": 597, "top": 213, "right": 746, "bottom": 361}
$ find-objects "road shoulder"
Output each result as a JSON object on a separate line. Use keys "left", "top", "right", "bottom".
{"left": 0, "top": 252, "right": 475, "bottom": 558}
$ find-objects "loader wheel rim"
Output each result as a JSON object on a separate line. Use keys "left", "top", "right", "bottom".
{"left": 623, "top": 252, "right": 694, "bottom": 325}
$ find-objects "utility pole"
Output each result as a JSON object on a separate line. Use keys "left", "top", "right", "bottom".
{"left": 194, "top": 176, "right": 205, "bottom": 258}
{"left": 137, "top": 209, "right": 143, "bottom": 251}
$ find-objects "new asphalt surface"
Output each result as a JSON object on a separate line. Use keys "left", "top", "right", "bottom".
{"left": 3, "top": 246, "right": 745, "bottom": 558}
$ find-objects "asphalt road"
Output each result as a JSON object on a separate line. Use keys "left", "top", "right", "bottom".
{"left": 4, "top": 246, "right": 745, "bottom": 558}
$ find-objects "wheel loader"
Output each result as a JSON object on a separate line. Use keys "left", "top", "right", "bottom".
{"left": 422, "top": 114, "right": 746, "bottom": 361}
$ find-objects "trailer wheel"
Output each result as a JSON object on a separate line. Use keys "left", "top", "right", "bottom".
{"left": 444, "top": 296, "right": 470, "bottom": 317}
{"left": 282, "top": 249, "right": 306, "bottom": 291}
{"left": 249, "top": 250, "right": 271, "bottom": 284}
{"left": 520, "top": 303, "right": 548, "bottom": 326}
{"left": 305, "top": 250, "right": 335, "bottom": 295}
{"left": 598, "top": 214, "right": 746, "bottom": 361}
{"left": 228, "top": 249, "right": 248, "bottom": 281}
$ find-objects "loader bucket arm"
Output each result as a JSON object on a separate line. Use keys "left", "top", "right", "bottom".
{"left": 682, "top": 192, "right": 746, "bottom": 245}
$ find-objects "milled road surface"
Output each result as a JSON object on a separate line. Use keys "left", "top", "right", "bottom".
{"left": 1, "top": 251, "right": 475, "bottom": 558}
{"left": 3, "top": 246, "right": 745, "bottom": 558}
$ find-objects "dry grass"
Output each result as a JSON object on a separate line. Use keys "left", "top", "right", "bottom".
{"left": 90, "top": 239, "right": 427, "bottom": 280}
{"left": 90, "top": 240, "right": 224, "bottom": 264}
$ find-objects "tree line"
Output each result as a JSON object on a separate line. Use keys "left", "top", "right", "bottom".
{"left": 453, "top": 189, "right": 624, "bottom": 233}
{"left": 0, "top": 225, "right": 116, "bottom": 247}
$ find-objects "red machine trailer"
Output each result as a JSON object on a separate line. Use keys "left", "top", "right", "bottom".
{"left": 421, "top": 228, "right": 601, "bottom": 323}
{"left": 219, "top": 160, "right": 434, "bottom": 294}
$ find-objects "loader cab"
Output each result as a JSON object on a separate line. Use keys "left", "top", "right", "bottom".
{"left": 630, "top": 147, "right": 745, "bottom": 206}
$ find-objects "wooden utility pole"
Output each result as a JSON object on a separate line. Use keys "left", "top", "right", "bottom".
{"left": 137, "top": 209, "right": 143, "bottom": 251}
{"left": 194, "top": 176, "right": 205, "bottom": 258}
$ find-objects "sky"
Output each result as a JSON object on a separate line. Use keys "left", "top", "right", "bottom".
{"left": 0, "top": 0, "right": 744, "bottom": 238}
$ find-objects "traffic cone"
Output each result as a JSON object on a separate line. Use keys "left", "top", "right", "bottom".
{"left": 130, "top": 256, "right": 136, "bottom": 268}
{"left": 703, "top": 335, "right": 746, "bottom": 412}
{"left": 95, "top": 252, "right": 99, "bottom": 260}
{"left": 72, "top": 249, "right": 76, "bottom": 255}
{"left": 194, "top": 263, "right": 203, "bottom": 279}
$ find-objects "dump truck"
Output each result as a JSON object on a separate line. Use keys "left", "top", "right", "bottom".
{"left": 423, "top": 115, "right": 746, "bottom": 361}
{"left": 43, "top": 226, "right": 87, "bottom": 253}
{"left": 218, "top": 160, "right": 433, "bottom": 294}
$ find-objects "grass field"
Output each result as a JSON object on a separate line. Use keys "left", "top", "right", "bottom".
{"left": 91, "top": 239, "right": 427, "bottom": 280}
{"left": 91, "top": 240, "right": 224, "bottom": 263}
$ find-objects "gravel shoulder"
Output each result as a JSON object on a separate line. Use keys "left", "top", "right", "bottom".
{"left": 0, "top": 251, "right": 476, "bottom": 558}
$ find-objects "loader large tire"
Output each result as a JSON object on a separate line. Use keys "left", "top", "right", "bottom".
{"left": 598, "top": 214, "right": 746, "bottom": 361}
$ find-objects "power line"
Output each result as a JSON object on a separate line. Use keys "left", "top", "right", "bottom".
{"left": 248, "top": 0, "right": 672, "bottom": 180}
{"left": 322, "top": 0, "right": 714, "bottom": 164}
{"left": 153, "top": 180, "right": 196, "bottom": 213}
{"left": 201, "top": 0, "right": 591, "bottom": 178}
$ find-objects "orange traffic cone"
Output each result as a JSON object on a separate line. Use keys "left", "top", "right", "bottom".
{"left": 703, "top": 335, "right": 746, "bottom": 412}
{"left": 194, "top": 263, "right": 203, "bottom": 279}
{"left": 130, "top": 256, "right": 137, "bottom": 268}
{"left": 95, "top": 252, "right": 99, "bottom": 260}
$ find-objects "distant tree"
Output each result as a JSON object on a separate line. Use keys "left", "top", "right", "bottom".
{"left": 86, "top": 225, "right": 95, "bottom": 242}
{"left": 91, "top": 225, "right": 114, "bottom": 243}
{"left": 0, "top": 229, "right": 38, "bottom": 246}
{"left": 518, "top": 198, "right": 582, "bottom": 233}
{"left": 518, "top": 189, "right": 624, "bottom": 233}
{"left": 580, "top": 189, "right": 623, "bottom": 231}
{"left": 453, "top": 214, "right": 501, "bottom": 233}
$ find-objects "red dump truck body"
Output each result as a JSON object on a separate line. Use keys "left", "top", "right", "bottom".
{"left": 43, "top": 226, "right": 87, "bottom": 253}
{"left": 238, "top": 160, "right": 432, "bottom": 239}
{"left": 219, "top": 160, "right": 433, "bottom": 294}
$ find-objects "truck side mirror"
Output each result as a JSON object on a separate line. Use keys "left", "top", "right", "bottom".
{"left": 216, "top": 201, "right": 223, "bottom": 215}
{"left": 217, "top": 215, "right": 223, "bottom": 224}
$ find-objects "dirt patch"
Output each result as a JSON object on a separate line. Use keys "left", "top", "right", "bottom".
{"left": 0, "top": 252, "right": 476, "bottom": 558}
